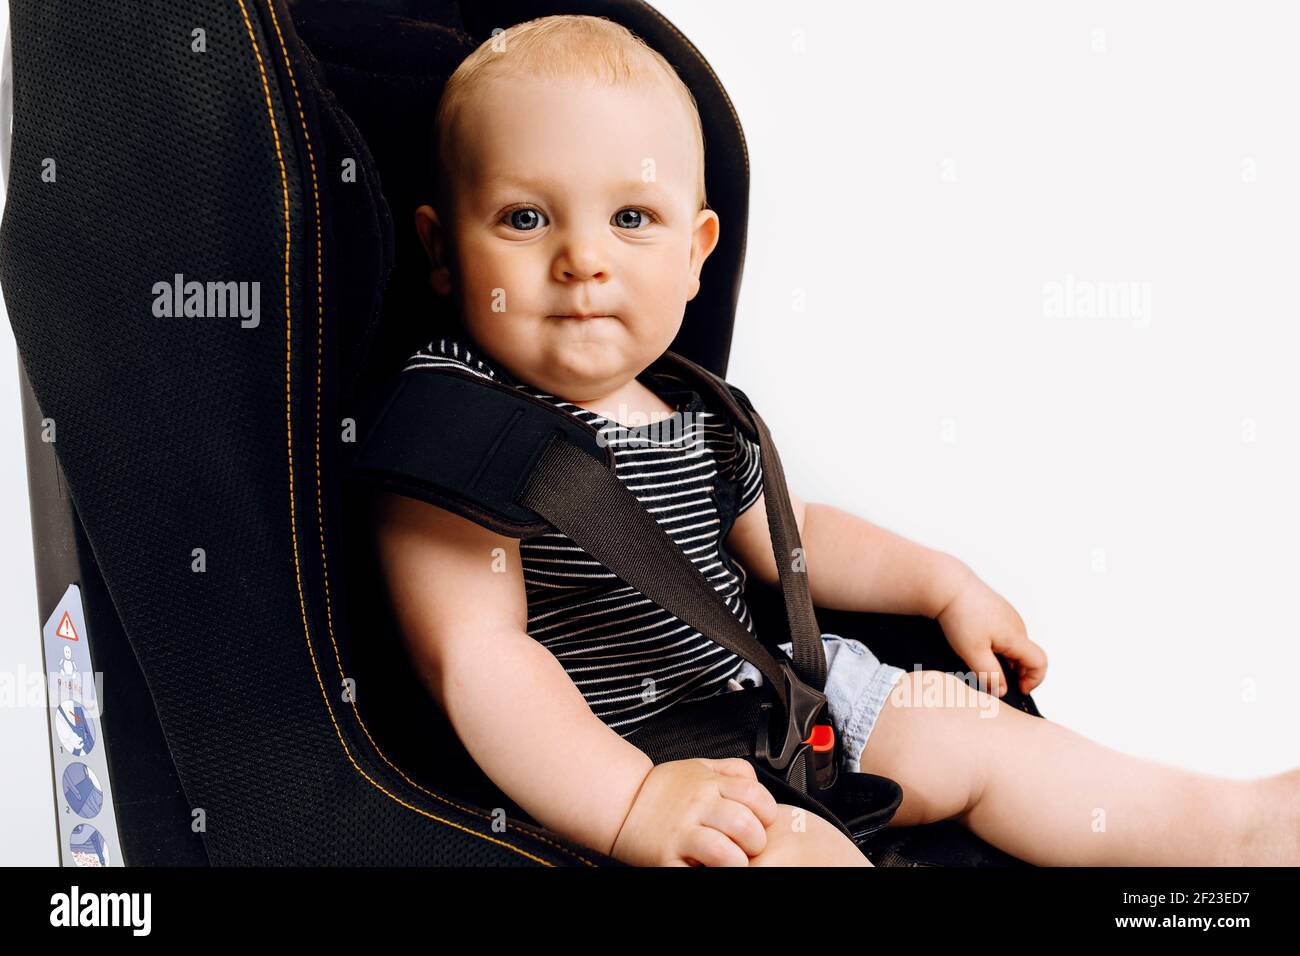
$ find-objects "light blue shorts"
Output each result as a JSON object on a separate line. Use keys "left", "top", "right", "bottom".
{"left": 725, "top": 633, "right": 908, "bottom": 776}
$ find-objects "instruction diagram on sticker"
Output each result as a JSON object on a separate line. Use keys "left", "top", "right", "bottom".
{"left": 41, "top": 583, "right": 122, "bottom": 866}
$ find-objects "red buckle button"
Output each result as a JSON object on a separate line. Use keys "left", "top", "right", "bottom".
{"left": 804, "top": 724, "right": 835, "bottom": 753}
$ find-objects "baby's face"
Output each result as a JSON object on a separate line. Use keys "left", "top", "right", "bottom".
{"left": 417, "top": 75, "right": 719, "bottom": 404}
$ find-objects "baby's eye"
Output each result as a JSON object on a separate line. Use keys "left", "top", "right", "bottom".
{"left": 613, "top": 208, "right": 655, "bottom": 230}
{"left": 502, "top": 206, "right": 547, "bottom": 231}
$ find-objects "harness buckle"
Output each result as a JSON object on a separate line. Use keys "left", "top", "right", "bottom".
{"left": 755, "top": 658, "right": 838, "bottom": 793}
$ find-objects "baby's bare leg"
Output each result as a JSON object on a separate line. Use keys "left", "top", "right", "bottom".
{"left": 859, "top": 670, "right": 1298, "bottom": 866}
{"left": 747, "top": 803, "right": 873, "bottom": 867}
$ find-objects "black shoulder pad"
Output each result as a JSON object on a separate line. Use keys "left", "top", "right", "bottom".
{"left": 345, "top": 368, "right": 615, "bottom": 537}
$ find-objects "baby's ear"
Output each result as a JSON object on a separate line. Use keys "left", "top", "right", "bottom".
{"left": 414, "top": 205, "right": 454, "bottom": 296}
{"left": 413, "top": 204, "right": 440, "bottom": 262}
{"left": 687, "top": 208, "right": 721, "bottom": 299}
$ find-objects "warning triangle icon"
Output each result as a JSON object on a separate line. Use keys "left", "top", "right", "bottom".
{"left": 56, "top": 611, "right": 79, "bottom": 642}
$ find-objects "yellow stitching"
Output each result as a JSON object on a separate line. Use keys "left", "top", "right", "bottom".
{"left": 237, "top": 0, "right": 579, "bottom": 867}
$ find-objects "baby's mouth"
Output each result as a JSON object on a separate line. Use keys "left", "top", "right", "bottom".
{"left": 549, "top": 313, "right": 615, "bottom": 321}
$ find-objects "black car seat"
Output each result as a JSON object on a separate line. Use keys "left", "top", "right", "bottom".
{"left": 0, "top": 0, "right": 1040, "bottom": 866}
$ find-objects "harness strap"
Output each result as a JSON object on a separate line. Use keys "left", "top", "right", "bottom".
{"left": 655, "top": 351, "right": 828, "bottom": 692}
{"left": 516, "top": 434, "right": 794, "bottom": 713}
{"left": 347, "top": 353, "right": 833, "bottom": 775}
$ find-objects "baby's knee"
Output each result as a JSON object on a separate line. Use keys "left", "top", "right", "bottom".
{"left": 748, "top": 803, "right": 872, "bottom": 867}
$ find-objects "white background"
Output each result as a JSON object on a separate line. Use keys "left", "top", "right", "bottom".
{"left": 2, "top": 0, "right": 1298, "bottom": 865}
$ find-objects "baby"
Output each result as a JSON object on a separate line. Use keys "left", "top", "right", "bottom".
{"left": 375, "top": 14, "right": 1299, "bottom": 867}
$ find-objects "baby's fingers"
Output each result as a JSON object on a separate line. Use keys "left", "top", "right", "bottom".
{"left": 1011, "top": 642, "right": 1048, "bottom": 693}
{"left": 968, "top": 647, "right": 1009, "bottom": 698}
{"left": 716, "top": 771, "right": 780, "bottom": 828}
{"left": 681, "top": 824, "right": 750, "bottom": 867}
{"left": 698, "top": 796, "right": 769, "bottom": 857}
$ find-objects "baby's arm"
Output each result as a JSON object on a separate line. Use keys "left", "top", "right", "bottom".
{"left": 729, "top": 482, "right": 1047, "bottom": 697}
{"left": 724, "top": 484, "right": 970, "bottom": 618}
{"left": 372, "top": 491, "right": 653, "bottom": 857}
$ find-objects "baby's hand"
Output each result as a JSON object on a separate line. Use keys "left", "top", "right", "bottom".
{"left": 936, "top": 570, "right": 1048, "bottom": 697}
{"left": 609, "top": 758, "right": 780, "bottom": 866}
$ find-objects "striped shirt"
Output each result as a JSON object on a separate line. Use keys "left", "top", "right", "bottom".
{"left": 402, "top": 336, "right": 766, "bottom": 734}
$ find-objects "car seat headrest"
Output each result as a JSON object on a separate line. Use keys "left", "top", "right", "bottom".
{"left": 292, "top": 0, "right": 478, "bottom": 401}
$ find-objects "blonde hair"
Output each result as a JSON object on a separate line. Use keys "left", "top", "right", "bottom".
{"left": 430, "top": 14, "right": 707, "bottom": 216}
